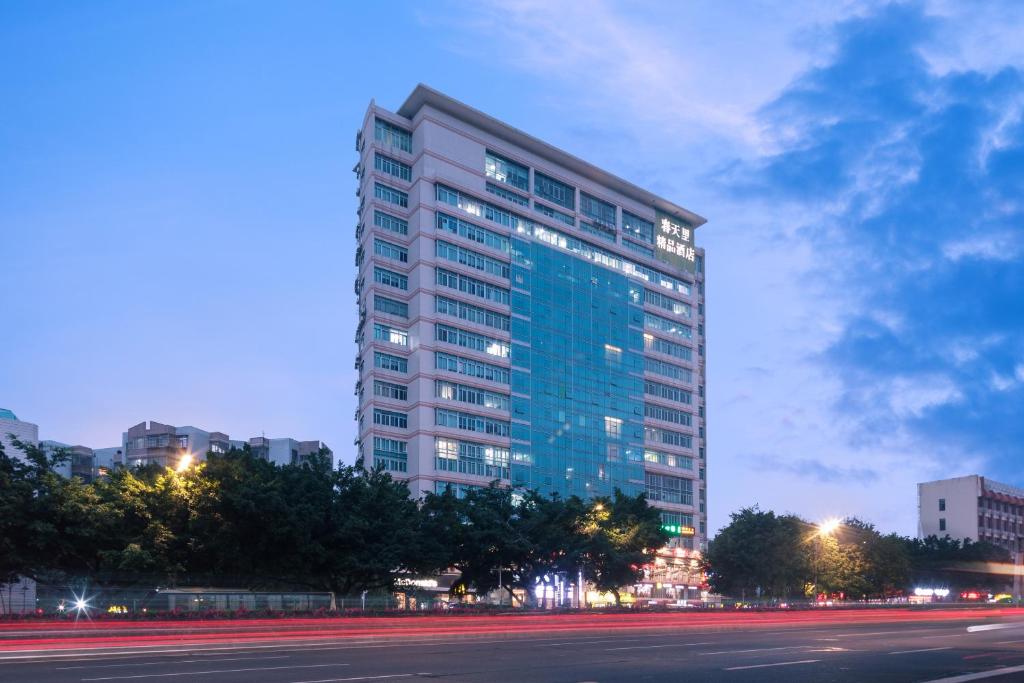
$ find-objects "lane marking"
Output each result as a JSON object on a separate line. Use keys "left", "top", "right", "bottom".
{"left": 541, "top": 638, "right": 654, "bottom": 647}
{"left": 968, "top": 624, "right": 1021, "bottom": 633}
{"left": 605, "top": 642, "right": 713, "bottom": 651}
{"left": 56, "top": 655, "right": 290, "bottom": 670}
{"left": 700, "top": 645, "right": 811, "bottom": 656}
{"left": 290, "top": 676, "right": 425, "bottom": 683}
{"left": 82, "top": 663, "right": 350, "bottom": 681}
{"left": 724, "top": 659, "right": 820, "bottom": 671}
{"left": 888, "top": 646, "right": 953, "bottom": 655}
{"left": 994, "top": 640, "right": 1024, "bottom": 645}
{"left": 919, "top": 663, "right": 1024, "bottom": 682}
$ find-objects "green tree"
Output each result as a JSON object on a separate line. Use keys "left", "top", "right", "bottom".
{"left": 578, "top": 490, "right": 668, "bottom": 606}
{"left": 312, "top": 462, "right": 424, "bottom": 595}
{"left": 705, "top": 507, "right": 810, "bottom": 600}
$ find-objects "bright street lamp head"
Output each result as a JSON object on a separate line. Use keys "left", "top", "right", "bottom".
{"left": 818, "top": 518, "right": 841, "bottom": 536}
{"left": 175, "top": 453, "right": 194, "bottom": 472}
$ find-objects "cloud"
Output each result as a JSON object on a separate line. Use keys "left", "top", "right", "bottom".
{"left": 942, "top": 232, "right": 1022, "bottom": 262}
{"left": 446, "top": 0, "right": 1024, "bottom": 535}
{"left": 753, "top": 455, "right": 880, "bottom": 485}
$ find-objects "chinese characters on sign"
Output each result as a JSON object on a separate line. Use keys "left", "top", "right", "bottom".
{"left": 654, "top": 211, "right": 697, "bottom": 273}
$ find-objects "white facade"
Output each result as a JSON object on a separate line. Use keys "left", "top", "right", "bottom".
{"left": 919, "top": 474, "right": 1024, "bottom": 551}
{"left": 0, "top": 408, "right": 39, "bottom": 461}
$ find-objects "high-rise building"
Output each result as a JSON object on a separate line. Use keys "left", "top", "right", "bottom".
{"left": 354, "top": 85, "right": 708, "bottom": 551}
{"left": 919, "top": 475, "right": 1024, "bottom": 552}
{"left": 0, "top": 408, "right": 39, "bottom": 460}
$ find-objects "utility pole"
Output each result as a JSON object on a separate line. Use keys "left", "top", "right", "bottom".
{"left": 1014, "top": 537, "right": 1022, "bottom": 604}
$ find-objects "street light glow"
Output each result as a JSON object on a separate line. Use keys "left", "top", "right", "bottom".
{"left": 818, "top": 518, "right": 841, "bottom": 536}
{"left": 175, "top": 453, "right": 194, "bottom": 472}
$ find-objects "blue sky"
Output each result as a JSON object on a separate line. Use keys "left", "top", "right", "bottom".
{"left": 2, "top": 1, "right": 1022, "bottom": 535}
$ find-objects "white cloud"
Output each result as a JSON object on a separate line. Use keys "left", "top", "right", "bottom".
{"left": 991, "top": 373, "right": 1017, "bottom": 392}
{"left": 438, "top": 0, "right": 1012, "bottom": 535}
{"left": 942, "top": 232, "right": 1021, "bottom": 262}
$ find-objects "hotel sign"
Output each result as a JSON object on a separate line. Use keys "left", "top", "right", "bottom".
{"left": 654, "top": 211, "right": 696, "bottom": 274}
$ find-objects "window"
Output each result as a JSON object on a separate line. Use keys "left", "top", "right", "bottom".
{"left": 485, "top": 151, "right": 529, "bottom": 191}
{"left": 177, "top": 435, "right": 188, "bottom": 448}
{"left": 646, "top": 472, "right": 694, "bottom": 505}
{"left": 436, "top": 267, "right": 509, "bottom": 305}
{"left": 374, "top": 380, "right": 407, "bottom": 401}
{"left": 374, "top": 267, "right": 408, "bottom": 290}
{"left": 645, "top": 357, "right": 693, "bottom": 383}
{"left": 434, "top": 480, "right": 482, "bottom": 499}
{"left": 373, "top": 323, "right": 408, "bottom": 347}
{"left": 644, "top": 380, "right": 693, "bottom": 404}
{"left": 373, "top": 408, "right": 407, "bottom": 429}
{"left": 645, "top": 426, "right": 693, "bottom": 449}
{"left": 645, "top": 289, "right": 692, "bottom": 318}
{"left": 644, "top": 334, "right": 694, "bottom": 362}
{"left": 486, "top": 182, "right": 529, "bottom": 206}
{"left": 645, "top": 403, "right": 693, "bottom": 426}
{"left": 435, "top": 408, "right": 510, "bottom": 436}
{"left": 623, "top": 211, "right": 654, "bottom": 244}
{"left": 435, "top": 323, "right": 510, "bottom": 358}
{"left": 374, "top": 153, "right": 412, "bottom": 181}
{"left": 373, "top": 436, "right": 407, "bottom": 472}
{"left": 534, "top": 202, "right": 575, "bottom": 226}
{"left": 373, "top": 352, "right": 407, "bottom": 373}
{"left": 534, "top": 172, "right": 575, "bottom": 210}
{"left": 374, "top": 295, "right": 408, "bottom": 318}
{"left": 939, "top": 518, "right": 946, "bottom": 532}
{"left": 436, "top": 212, "right": 510, "bottom": 253}
{"left": 374, "top": 239, "right": 408, "bottom": 263}
{"left": 623, "top": 239, "right": 655, "bottom": 258}
{"left": 436, "top": 380, "right": 510, "bottom": 411}
{"left": 435, "top": 437, "right": 510, "bottom": 479}
{"left": 374, "top": 118, "right": 412, "bottom": 152}
{"left": 435, "top": 351, "right": 510, "bottom": 384}
{"left": 644, "top": 449, "right": 694, "bottom": 470}
{"left": 580, "top": 192, "right": 616, "bottom": 227}
{"left": 374, "top": 183, "right": 408, "bottom": 208}
{"left": 604, "top": 416, "right": 623, "bottom": 438}
{"left": 374, "top": 210, "right": 408, "bottom": 235}
{"left": 436, "top": 240, "right": 510, "bottom": 279}
{"left": 939, "top": 498, "right": 946, "bottom": 511}
{"left": 645, "top": 312, "right": 693, "bottom": 339}
{"left": 581, "top": 221, "right": 616, "bottom": 242}
{"left": 435, "top": 295, "right": 510, "bottom": 332}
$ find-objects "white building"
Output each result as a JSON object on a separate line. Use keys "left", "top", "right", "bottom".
{"left": 247, "top": 436, "right": 332, "bottom": 466}
{"left": 918, "top": 475, "right": 1024, "bottom": 551}
{"left": 355, "top": 85, "right": 708, "bottom": 555}
{"left": 0, "top": 408, "right": 39, "bottom": 460}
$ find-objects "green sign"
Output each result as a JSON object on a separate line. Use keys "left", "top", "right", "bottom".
{"left": 654, "top": 210, "right": 697, "bottom": 274}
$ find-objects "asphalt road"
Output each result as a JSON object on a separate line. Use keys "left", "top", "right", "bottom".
{"left": 5, "top": 612, "right": 1024, "bottom": 682}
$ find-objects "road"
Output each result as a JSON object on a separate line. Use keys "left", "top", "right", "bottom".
{"left": 3, "top": 609, "right": 1024, "bottom": 682}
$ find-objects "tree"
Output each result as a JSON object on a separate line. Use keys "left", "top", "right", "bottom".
{"left": 312, "top": 462, "right": 424, "bottom": 595}
{"left": 578, "top": 490, "right": 669, "bottom": 606}
{"left": 704, "top": 506, "right": 809, "bottom": 600}
{"left": 419, "top": 483, "right": 535, "bottom": 602}
{"left": 905, "top": 535, "right": 1011, "bottom": 591}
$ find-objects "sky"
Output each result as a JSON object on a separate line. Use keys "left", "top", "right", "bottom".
{"left": 2, "top": 0, "right": 1022, "bottom": 536}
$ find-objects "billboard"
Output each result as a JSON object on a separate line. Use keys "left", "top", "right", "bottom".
{"left": 654, "top": 210, "right": 697, "bottom": 274}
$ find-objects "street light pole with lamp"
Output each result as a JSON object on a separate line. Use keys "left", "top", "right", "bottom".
{"left": 813, "top": 518, "right": 841, "bottom": 601}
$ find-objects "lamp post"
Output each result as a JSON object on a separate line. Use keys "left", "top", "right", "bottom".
{"left": 814, "top": 518, "right": 841, "bottom": 601}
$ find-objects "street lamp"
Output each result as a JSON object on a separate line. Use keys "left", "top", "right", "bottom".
{"left": 813, "top": 518, "right": 841, "bottom": 601}
{"left": 175, "top": 453, "right": 194, "bottom": 472}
